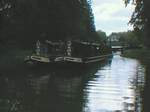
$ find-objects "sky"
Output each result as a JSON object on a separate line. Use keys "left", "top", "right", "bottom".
{"left": 92, "top": 0, "right": 135, "bottom": 36}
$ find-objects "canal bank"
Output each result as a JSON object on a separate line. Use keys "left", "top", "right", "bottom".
{"left": 122, "top": 49, "right": 150, "bottom": 63}
{"left": 123, "top": 49, "right": 150, "bottom": 112}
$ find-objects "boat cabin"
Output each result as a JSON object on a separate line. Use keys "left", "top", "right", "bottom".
{"left": 24, "top": 40, "right": 111, "bottom": 65}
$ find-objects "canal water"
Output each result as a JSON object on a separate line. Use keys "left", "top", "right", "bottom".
{"left": 0, "top": 54, "right": 145, "bottom": 112}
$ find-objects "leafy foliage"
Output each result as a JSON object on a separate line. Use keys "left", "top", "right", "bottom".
{"left": 109, "top": 31, "right": 142, "bottom": 48}
{"left": 124, "top": 0, "right": 150, "bottom": 47}
{"left": 0, "top": 0, "right": 98, "bottom": 48}
{"left": 96, "top": 30, "right": 107, "bottom": 42}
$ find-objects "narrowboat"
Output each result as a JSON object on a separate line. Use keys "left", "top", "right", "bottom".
{"left": 24, "top": 40, "right": 112, "bottom": 66}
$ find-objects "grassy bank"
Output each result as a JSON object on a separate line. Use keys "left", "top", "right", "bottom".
{"left": 122, "top": 49, "right": 150, "bottom": 63}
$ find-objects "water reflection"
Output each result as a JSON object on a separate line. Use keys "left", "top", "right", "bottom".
{"left": 83, "top": 55, "right": 145, "bottom": 112}
{"left": 0, "top": 55, "right": 145, "bottom": 112}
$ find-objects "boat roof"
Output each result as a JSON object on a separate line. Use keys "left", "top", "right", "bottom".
{"left": 44, "top": 40, "right": 101, "bottom": 46}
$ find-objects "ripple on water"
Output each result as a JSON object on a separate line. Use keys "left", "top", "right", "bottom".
{"left": 83, "top": 55, "right": 145, "bottom": 112}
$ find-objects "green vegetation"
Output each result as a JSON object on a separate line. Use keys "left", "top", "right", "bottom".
{"left": 96, "top": 30, "right": 107, "bottom": 43}
{"left": 119, "top": 31, "right": 141, "bottom": 48}
{"left": 124, "top": 1, "right": 150, "bottom": 111}
{"left": 0, "top": 0, "right": 104, "bottom": 68}
{"left": 108, "top": 30, "right": 142, "bottom": 48}
{"left": 123, "top": 49, "right": 150, "bottom": 62}
{"left": 124, "top": 0, "right": 150, "bottom": 48}
{"left": 0, "top": 0, "right": 100, "bottom": 49}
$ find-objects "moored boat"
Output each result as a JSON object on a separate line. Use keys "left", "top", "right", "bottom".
{"left": 24, "top": 40, "right": 112, "bottom": 66}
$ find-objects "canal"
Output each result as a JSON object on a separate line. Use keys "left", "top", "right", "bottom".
{"left": 0, "top": 54, "right": 145, "bottom": 112}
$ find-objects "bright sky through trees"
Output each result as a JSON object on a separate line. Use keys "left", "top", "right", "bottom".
{"left": 92, "top": 0, "right": 135, "bottom": 35}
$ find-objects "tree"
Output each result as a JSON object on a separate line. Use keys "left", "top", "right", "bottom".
{"left": 124, "top": 0, "right": 150, "bottom": 47}
{"left": 0, "top": 0, "right": 98, "bottom": 48}
{"left": 109, "top": 31, "right": 141, "bottom": 48}
{"left": 97, "top": 30, "right": 107, "bottom": 42}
